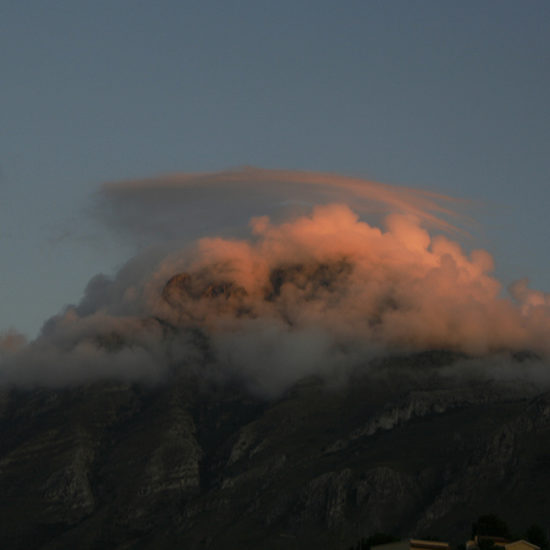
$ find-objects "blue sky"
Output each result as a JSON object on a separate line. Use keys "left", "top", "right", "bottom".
{"left": 1, "top": 1, "right": 549, "bottom": 337}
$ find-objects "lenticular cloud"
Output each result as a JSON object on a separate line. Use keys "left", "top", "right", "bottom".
{"left": 2, "top": 168, "right": 550, "bottom": 392}
{"left": 97, "top": 167, "right": 470, "bottom": 244}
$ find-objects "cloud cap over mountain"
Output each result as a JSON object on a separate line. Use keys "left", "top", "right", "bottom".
{"left": 1, "top": 168, "right": 549, "bottom": 393}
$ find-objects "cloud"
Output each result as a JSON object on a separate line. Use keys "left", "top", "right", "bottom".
{"left": 96, "top": 167, "right": 471, "bottom": 246}
{"left": 0, "top": 330, "right": 27, "bottom": 355}
{"left": 2, "top": 168, "right": 550, "bottom": 394}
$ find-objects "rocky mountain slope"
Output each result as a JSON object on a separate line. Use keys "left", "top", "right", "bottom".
{"left": 1, "top": 352, "right": 549, "bottom": 549}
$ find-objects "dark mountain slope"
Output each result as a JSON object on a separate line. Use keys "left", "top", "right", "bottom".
{"left": 0, "top": 353, "right": 548, "bottom": 549}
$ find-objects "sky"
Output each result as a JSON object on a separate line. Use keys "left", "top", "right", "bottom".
{"left": 1, "top": 1, "right": 549, "bottom": 338}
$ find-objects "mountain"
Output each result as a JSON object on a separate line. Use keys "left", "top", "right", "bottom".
{"left": 1, "top": 351, "right": 549, "bottom": 549}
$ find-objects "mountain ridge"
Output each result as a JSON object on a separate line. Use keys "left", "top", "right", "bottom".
{"left": 0, "top": 352, "right": 548, "bottom": 549}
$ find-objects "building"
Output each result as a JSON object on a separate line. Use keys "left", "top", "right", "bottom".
{"left": 466, "top": 536, "right": 540, "bottom": 550}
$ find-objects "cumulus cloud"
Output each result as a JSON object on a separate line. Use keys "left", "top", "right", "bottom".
{"left": 2, "top": 168, "right": 550, "bottom": 394}
{"left": 0, "top": 330, "right": 27, "bottom": 356}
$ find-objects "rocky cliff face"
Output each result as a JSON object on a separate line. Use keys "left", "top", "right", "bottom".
{"left": 1, "top": 353, "right": 549, "bottom": 549}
